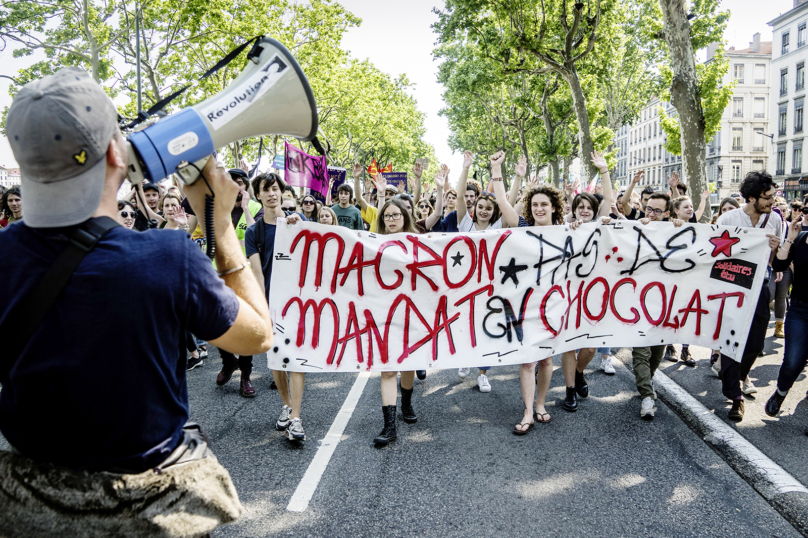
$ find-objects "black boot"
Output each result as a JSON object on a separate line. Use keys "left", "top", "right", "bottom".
{"left": 664, "top": 344, "right": 678, "bottom": 362}
{"left": 563, "top": 387, "right": 578, "bottom": 412}
{"left": 374, "top": 406, "right": 397, "bottom": 446}
{"left": 400, "top": 386, "right": 417, "bottom": 424}
{"left": 681, "top": 347, "right": 696, "bottom": 367}
{"left": 575, "top": 370, "right": 589, "bottom": 398}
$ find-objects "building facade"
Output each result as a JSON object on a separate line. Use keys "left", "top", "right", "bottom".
{"left": 626, "top": 96, "right": 669, "bottom": 190}
{"left": 613, "top": 124, "right": 629, "bottom": 187}
{"left": 7, "top": 168, "right": 20, "bottom": 186}
{"left": 769, "top": 0, "right": 808, "bottom": 201}
{"left": 706, "top": 34, "right": 772, "bottom": 201}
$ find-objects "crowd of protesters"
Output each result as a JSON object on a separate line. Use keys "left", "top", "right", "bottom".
{"left": 4, "top": 145, "right": 807, "bottom": 444}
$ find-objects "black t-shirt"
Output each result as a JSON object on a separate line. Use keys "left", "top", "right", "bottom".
{"left": 625, "top": 207, "right": 646, "bottom": 220}
{"left": 773, "top": 231, "right": 808, "bottom": 304}
{"left": 133, "top": 207, "right": 162, "bottom": 231}
{"left": 245, "top": 213, "right": 308, "bottom": 302}
{"left": 0, "top": 224, "right": 240, "bottom": 472}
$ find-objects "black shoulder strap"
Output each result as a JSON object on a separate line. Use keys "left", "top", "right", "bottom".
{"left": 1, "top": 217, "right": 120, "bottom": 378}
{"left": 255, "top": 218, "right": 266, "bottom": 264}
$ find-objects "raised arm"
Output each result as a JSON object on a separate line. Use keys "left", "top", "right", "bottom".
{"left": 352, "top": 163, "right": 369, "bottom": 211}
{"left": 374, "top": 174, "right": 387, "bottom": 213}
{"left": 509, "top": 157, "right": 526, "bottom": 206}
{"left": 490, "top": 151, "right": 521, "bottom": 228}
{"left": 667, "top": 172, "right": 679, "bottom": 198}
{"left": 695, "top": 189, "right": 710, "bottom": 221}
{"left": 590, "top": 151, "right": 613, "bottom": 217}
{"left": 412, "top": 161, "right": 423, "bottom": 204}
{"left": 424, "top": 166, "right": 447, "bottom": 230}
{"left": 456, "top": 150, "right": 474, "bottom": 223}
{"left": 134, "top": 181, "right": 165, "bottom": 226}
{"left": 622, "top": 170, "right": 643, "bottom": 216}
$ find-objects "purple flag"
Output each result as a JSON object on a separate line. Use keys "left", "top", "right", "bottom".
{"left": 285, "top": 141, "right": 328, "bottom": 198}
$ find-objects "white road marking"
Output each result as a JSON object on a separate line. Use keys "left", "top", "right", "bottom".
{"left": 287, "top": 371, "right": 373, "bottom": 512}
{"left": 653, "top": 370, "right": 808, "bottom": 498}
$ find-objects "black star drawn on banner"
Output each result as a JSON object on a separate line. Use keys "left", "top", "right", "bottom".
{"left": 451, "top": 252, "right": 464, "bottom": 267}
{"left": 499, "top": 257, "right": 528, "bottom": 286}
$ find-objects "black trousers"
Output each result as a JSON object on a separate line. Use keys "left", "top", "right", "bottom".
{"left": 720, "top": 281, "right": 771, "bottom": 400}
{"left": 219, "top": 350, "right": 253, "bottom": 376}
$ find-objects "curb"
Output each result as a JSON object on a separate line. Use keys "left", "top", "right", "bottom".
{"left": 612, "top": 352, "right": 808, "bottom": 537}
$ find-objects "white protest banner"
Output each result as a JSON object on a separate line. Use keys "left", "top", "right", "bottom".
{"left": 267, "top": 220, "right": 770, "bottom": 373}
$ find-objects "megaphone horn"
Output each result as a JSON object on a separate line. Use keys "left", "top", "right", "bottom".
{"left": 125, "top": 36, "right": 318, "bottom": 186}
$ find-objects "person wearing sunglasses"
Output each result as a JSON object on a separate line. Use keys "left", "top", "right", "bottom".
{"left": 300, "top": 195, "right": 319, "bottom": 222}
{"left": 116, "top": 200, "right": 137, "bottom": 230}
{"left": 417, "top": 199, "right": 433, "bottom": 219}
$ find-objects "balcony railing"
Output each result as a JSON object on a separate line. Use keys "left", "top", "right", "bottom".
{"left": 798, "top": 81, "right": 805, "bottom": 91}
{"left": 753, "top": 146, "right": 765, "bottom": 152}
{"left": 781, "top": 87, "right": 789, "bottom": 96}
{"left": 732, "top": 145, "right": 743, "bottom": 151}
{"left": 755, "top": 78, "right": 766, "bottom": 84}
{"left": 776, "top": 168, "right": 785, "bottom": 175}
{"left": 733, "top": 111, "right": 743, "bottom": 118}
{"left": 780, "top": 128, "right": 788, "bottom": 136}
{"left": 754, "top": 112, "right": 765, "bottom": 118}
{"left": 793, "top": 167, "right": 802, "bottom": 174}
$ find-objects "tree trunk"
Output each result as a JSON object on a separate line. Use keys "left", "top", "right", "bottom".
{"left": 659, "top": 0, "right": 711, "bottom": 223}
{"left": 549, "top": 159, "right": 560, "bottom": 186}
{"left": 564, "top": 67, "right": 597, "bottom": 181}
{"left": 562, "top": 154, "right": 574, "bottom": 189}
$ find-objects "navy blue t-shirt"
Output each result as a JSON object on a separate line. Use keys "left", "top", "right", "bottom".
{"left": 436, "top": 210, "right": 459, "bottom": 232}
{"left": 244, "top": 212, "right": 307, "bottom": 302}
{"left": 0, "top": 224, "right": 239, "bottom": 472}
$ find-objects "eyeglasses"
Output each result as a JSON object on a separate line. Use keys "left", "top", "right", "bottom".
{"left": 383, "top": 213, "right": 403, "bottom": 221}
{"left": 119, "top": 211, "right": 137, "bottom": 219}
{"left": 302, "top": 200, "right": 315, "bottom": 205}
{"left": 418, "top": 204, "right": 430, "bottom": 209}
{"left": 644, "top": 206, "right": 666, "bottom": 216}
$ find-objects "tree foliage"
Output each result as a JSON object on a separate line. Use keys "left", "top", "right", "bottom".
{"left": 652, "top": 0, "right": 733, "bottom": 155}
{"left": 1, "top": 0, "right": 436, "bottom": 177}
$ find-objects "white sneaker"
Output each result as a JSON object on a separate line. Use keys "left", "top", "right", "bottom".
{"left": 458, "top": 367, "right": 470, "bottom": 379}
{"left": 640, "top": 397, "right": 656, "bottom": 420}
{"left": 601, "top": 357, "right": 615, "bottom": 375}
{"left": 477, "top": 374, "right": 491, "bottom": 392}
{"left": 276, "top": 405, "right": 292, "bottom": 431}
{"left": 742, "top": 380, "right": 758, "bottom": 395}
{"left": 286, "top": 418, "right": 306, "bottom": 441}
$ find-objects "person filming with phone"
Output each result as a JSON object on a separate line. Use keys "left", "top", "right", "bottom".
{"left": 0, "top": 68, "right": 273, "bottom": 536}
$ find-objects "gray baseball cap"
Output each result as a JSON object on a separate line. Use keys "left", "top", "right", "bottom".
{"left": 6, "top": 67, "right": 118, "bottom": 227}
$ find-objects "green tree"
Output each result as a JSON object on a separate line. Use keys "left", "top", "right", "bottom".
{"left": 654, "top": 0, "right": 732, "bottom": 222}
{"left": 434, "top": 0, "right": 621, "bottom": 179}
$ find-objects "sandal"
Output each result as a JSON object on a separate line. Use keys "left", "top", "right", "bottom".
{"left": 513, "top": 421, "right": 534, "bottom": 435}
{"left": 534, "top": 411, "right": 552, "bottom": 423}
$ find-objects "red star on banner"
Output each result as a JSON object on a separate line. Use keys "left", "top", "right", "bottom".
{"left": 709, "top": 230, "right": 741, "bottom": 257}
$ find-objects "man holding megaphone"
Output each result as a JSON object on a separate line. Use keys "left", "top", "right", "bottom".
{"left": 0, "top": 68, "right": 273, "bottom": 536}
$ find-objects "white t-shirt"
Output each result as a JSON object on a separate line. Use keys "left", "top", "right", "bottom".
{"left": 716, "top": 207, "right": 782, "bottom": 238}
{"left": 458, "top": 212, "right": 503, "bottom": 232}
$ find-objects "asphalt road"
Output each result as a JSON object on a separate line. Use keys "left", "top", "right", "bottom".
{"left": 1, "top": 317, "right": 805, "bottom": 537}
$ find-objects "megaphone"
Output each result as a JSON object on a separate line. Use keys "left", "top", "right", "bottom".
{"left": 125, "top": 36, "right": 318, "bottom": 186}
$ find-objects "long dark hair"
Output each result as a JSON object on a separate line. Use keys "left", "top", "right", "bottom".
{"left": 376, "top": 199, "right": 419, "bottom": 235}
{"left": 1, "top": 185, "right": 21, "bottom": 218}
{"left": 300, "top": 194, "right": 320, "bottom": 222}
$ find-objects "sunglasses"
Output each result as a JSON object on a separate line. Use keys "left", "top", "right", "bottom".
{"left": 302, "top": 200, "right": 315, "bottom": 205}
{"left": 119, "top": 211, "right": 137, "bottom": 219}
{"left": 418, "top": 204, "right": 430, "bottom": 209}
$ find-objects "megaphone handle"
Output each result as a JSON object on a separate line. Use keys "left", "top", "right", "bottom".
{"left": 183, "top": 156, "right": 217, "bottom": 260}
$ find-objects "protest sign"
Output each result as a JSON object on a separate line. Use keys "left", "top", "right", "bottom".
{"left": 285, "top": 141, "right": 328, "bottom": 198}
{"left": 382, "top": 172, "right": 408, "bottom": 193}
{"left": 328, "top": 167, "right": 347, "bottom": 201}
{"left": 272, "top": 154, "right": 285, "bottom": 170}
{"left": 267, "top": 221, "right": 770, "bottom": 373}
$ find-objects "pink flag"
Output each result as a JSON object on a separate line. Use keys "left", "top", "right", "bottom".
{"left": 284, "top": 141, "right": 328, "bottom": 197}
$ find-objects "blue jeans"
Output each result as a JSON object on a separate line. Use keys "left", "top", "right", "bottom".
{"left": 596, "top": 347, "right": 611, "bottom": 354}
{"left": 776, "top": 301, "right": 808, "bottom": 393}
